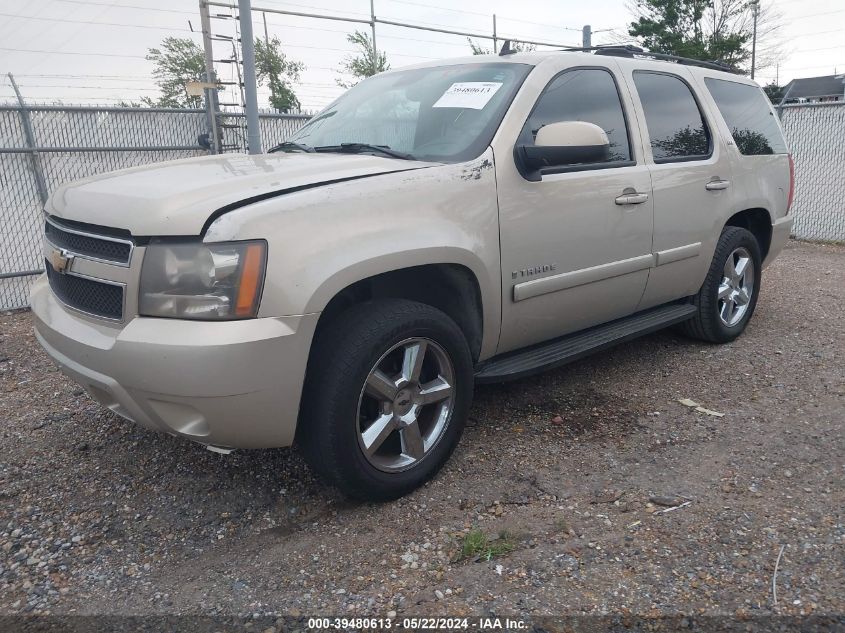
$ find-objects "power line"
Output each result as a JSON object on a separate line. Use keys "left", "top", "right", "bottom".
{"left": 774, "top": 62, "right": 845, "bottom": 71}
{"left": 495, "top": 16, "right": 595, "bottom": 33}
{"left": 14, "top": 74, "right": 157, "bottom": 80}
{"left": 0, "top": 47, "right": 147, "bottom": 59}
{"left": 786, "top": 8, "right": 845, "bottom": 22}
{"left": 51, "top": 0, "right": 196, "bottom": 16}
{"left": 796, "top": 44, "right": 845, "bottom": 53}
{"left": 220, "top": 0, "right": 370, "bottom": 19}
{"left": 259, "top": 15, "right": 469, "bottom": 48}
{"left": 0, "top": 12, "right": 195, "bottom": 33}
{"left": 380, "top": 0, "right": 490, "bottom": 18}
{"left": 791, "top": 28, "right": 845, "bottom": 38}
{"left": 15, "top": 84, "right": 163, "bottom": 91}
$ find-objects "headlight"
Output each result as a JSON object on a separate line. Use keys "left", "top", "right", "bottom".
{"left": 139, "top": 240, "right": 266, "bottom": 320}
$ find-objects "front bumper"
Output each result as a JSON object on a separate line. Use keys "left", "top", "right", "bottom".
{"left": 30, "top": 275, "right": 319, "bottom": 449}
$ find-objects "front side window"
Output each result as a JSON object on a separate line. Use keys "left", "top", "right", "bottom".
{"left": 705, "top": 78, "right": 788, "bottom": 155}
{"left": 633, "top": 72, "right": 711, "bottom": 162}
{"left": 519, "top": 68, "right": 632, "bottom": 164}
{"left": 286, "top": 63, "right": 531, "bottom": 163}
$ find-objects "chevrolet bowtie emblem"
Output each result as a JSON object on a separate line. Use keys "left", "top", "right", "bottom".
{"left": 48, "top": 247, "right": 74, "bottom": 274}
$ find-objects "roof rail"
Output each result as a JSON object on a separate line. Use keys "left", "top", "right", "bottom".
{"left": 561, "top": 44, "right": 740, "bottom": 74}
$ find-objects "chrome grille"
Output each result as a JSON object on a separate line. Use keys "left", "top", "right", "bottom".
{"left": 46, "top": 262, "right": 124, "bottom": 320}
{"left": 45, "top": 218, "right": 132, "bottom": 265}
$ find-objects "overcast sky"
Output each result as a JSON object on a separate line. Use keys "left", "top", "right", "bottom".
{"left": 1, "top": 0, "right": 843, "bottom": 111}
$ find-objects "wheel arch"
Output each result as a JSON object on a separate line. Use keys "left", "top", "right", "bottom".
{"left": 309, "top": 258, "right": 490, "bottom": 363}
{"left": 724, "top": 207, "right": 773, "bottom": 260}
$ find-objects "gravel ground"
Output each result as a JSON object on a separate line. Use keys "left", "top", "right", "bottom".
{"left": 1, "top": 239, "right": 843, "bottom": 620}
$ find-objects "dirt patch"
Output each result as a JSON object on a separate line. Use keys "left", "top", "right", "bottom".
{"left": 1, "top": 240, "right": 843, "bottom": 618}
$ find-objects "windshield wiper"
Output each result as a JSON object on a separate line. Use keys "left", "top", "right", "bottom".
{"left": 314, "top": 142, "right": 414, "bottom": 160}
{"left": 268, "top": 141, "right": 315, "bottom": 153}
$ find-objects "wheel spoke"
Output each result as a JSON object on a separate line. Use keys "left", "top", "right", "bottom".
{"left": 401, "top": 341, "right": 427, "bottom": 383}
{"left": 720, "top": 298, "right": 735, "bottom": 323}
{"left": 361, "top": 413, "right": 396, "bottom": 456}
{"left": 717, "top": 283, "right": 733, "bottom": 301}
{"left": 418, "top": 375, "right": 452, "bottom": 405}
{"left": 735, "top": 288, "right": 751, "bottom": 306}
{"left": 734, "top": 256, "right": 750, "bottom": 282}
{"left": 365, "top": 369, "right": 398, "bottom": 402}
{"left": 400, "top": 420, "right": 425, "bottom": 460}
{"left": 723, "top": 254, "right": 736, "bottom": 282}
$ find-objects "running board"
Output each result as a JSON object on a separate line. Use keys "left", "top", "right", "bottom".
{"left": 474, "top": 303, "right": 697, "bottom": 383}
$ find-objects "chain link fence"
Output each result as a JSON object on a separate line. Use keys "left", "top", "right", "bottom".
{"left": 779, "top": 102, "right": 845, "bottom": 243}
{"left": 0, "top": 104, "right": 309, "bottom": 310}
{"left": 2, "top": 102, "right": 844, "bottom": 310}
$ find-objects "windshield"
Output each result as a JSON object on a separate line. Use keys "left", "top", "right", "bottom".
{"left": 287, "top": 62, "right": 532, "bottom": 163}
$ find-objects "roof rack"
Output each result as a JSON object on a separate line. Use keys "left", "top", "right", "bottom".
{"left": 558, "top": 44, "right": 740, "bottom": 74}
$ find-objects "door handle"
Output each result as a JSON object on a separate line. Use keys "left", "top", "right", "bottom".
{"left": 705, "top": 179, "right": 731, "bottom": 191}
{"left": 615, "top": 188, "right": 649, "bottom": 205}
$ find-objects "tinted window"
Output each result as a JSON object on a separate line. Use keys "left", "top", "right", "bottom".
{"left": 520, "top": 68, "right": 631, "bottom": 164}
{"left": 633, "top": 72, "right": 710, "bottom": 162}
{"left": 705, "top": 78, "right": 788, "bottom": 155}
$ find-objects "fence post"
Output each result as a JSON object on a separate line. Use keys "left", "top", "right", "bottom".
{"left": 7, "top": 73, "right": 48, "bottom": 205}
{"left": 199, "top": 0, "right": 222, "bottom": 153}
{"left": 238, "top": 0, "right": 262, "bottom": 154}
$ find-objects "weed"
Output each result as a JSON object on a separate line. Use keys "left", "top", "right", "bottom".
{"left": 455, "top": 528, "right": 517, "bottom": 562}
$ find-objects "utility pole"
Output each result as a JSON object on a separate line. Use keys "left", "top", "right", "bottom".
{"left": 492, "top": 14, "right": 498, "bottom": 53}
{"left": 238, "top": 0, "right": 262, "bottom": 154}
{"left": 199, "top": 0, "right": 221, "bottom": 154}
{"left": 750, "top": 0, "right": 759, "bottom": 80}
{"left": 263, "top": 11, "right": 269, "bottom": 45}
{"left": 582, "top": 25, "right": 591, "bottom": 48}
{"left": 370, "top": 0, "right": 378, "bottom": 74}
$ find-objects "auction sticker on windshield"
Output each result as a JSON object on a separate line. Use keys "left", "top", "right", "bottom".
{"left": 432, "top": 82, "right": 502, "bottom": 109}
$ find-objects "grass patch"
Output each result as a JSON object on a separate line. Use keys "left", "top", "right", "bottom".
{"left": 455, "top": 529, "right": 517, "bottom": 562}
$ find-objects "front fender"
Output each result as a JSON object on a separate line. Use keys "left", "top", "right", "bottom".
{"left": 205, "top": 150, "right": 502, "bottom": 359}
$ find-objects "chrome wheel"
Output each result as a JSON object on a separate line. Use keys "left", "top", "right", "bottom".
{"left": 718, "top": 246, "right": 754, "bottom": 327}
{"left": 356, "top": 337, "right": 455, "bottom": 473}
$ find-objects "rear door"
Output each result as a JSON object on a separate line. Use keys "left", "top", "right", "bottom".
{"left": 620, "top": 67, "right": 739, "bottom": 309}
{"left": 494, "top": 61, "right": 654, "bottom": 353}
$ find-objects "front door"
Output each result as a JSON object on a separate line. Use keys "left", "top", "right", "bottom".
{"left": 495, "top": 64, "right": 654, "bottom": 354}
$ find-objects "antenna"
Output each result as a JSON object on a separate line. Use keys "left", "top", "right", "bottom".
{"left": 499, "top": 40, "right": 513, "bottom": 56}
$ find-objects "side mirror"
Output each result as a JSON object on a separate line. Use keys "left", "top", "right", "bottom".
{"left": 516, "top": 121, "right": 610, "bottom": 172}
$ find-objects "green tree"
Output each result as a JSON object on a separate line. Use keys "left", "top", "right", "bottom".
{"left": 763, "top": 81, "right": 784, "bottom": 104}
{"left": 145, "top": 37, "right": 206, "bottom": 107}
{"left": 255, "top": 36, "right": 305, "bottom": 112}
{"left": 146, "top": 36, "right": 305, "bottom": 110}
{"left": 467, "top": 38, "right": 535, "bottom": 55}
{"left": 337, "top": 31, "right": 389, "bottom": 88}
{"left": 628, "top": 0, "right": 751, "bottom": 68}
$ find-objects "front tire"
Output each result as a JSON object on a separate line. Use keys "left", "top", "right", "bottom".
{"left": 298, "top": 299, "right": 474, "bottom": 501}
{"left": 680, "top": 226, "right": 762, "bottom": 343}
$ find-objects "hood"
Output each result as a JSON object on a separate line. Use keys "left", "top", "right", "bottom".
{"left": 46, "top": 152, "right": 436, "bottom": 236}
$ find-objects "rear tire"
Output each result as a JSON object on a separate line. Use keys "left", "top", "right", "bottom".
{"left": 679, "top": 226, "right": 762, "bottom": 343}
{"left": 297, "top": 299, "right": 473, "bottom": 501}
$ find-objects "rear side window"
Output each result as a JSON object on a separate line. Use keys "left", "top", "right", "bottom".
{"left": 520, "top": 68, "right": 632, "bottom": 164}
{"left": 633, "top": 72, "right": 711, "bottom": 163}
{"left": 704, "top": 78, "right": 788, "bottom": 155}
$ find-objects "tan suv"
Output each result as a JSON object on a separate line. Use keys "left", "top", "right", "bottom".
{"left": 32, "top": 46, "right": 794, "bottom": 500}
